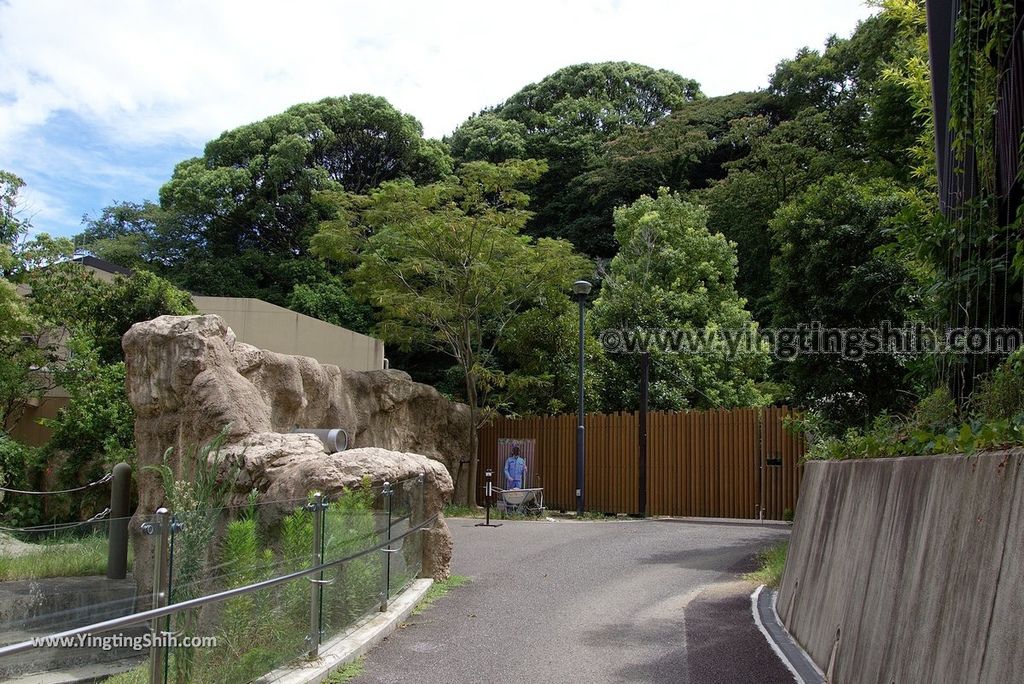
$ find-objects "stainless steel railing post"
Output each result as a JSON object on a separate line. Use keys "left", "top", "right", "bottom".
{"left": 141, "top": 507, "right": 171, "bottom": 684}
{"left": 380, "top": 481, "right": 393, "bottom": 612}
{"left": 307, "top": 493, "right": 327, "bottom": 658}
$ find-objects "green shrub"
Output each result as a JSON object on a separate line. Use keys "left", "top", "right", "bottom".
{"left": 0, "top": 435, "right": 43, "bottom": 527}
{"left": 322, "top": 479, "right": 383, "bottom": 630}
{"left": 278, "top": 505, "right": 314, "bottom": 624}
{"left": 220, "top": 514, "right": 274, "bottom": 657}
{"left": 909, "top": 386, "right": 958, "bottom": 432}
{"left": 43, "top": 335, "right": 135, "bottom": 501}
{"left": 146, "top": 427, "right": 237, "bottom": 684}
{"left": 802, "top": 383, "right": 1024, "bottom": 461}
{"left": 745, "top": 542, "right": 788, "bottom": 588}
{"left": 972, "top": 350, "right": 1024, "bottom": 421}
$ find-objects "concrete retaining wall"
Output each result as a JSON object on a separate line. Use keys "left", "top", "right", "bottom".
{"left": 777, "top": 450, "right": 1024, "bottom": 683}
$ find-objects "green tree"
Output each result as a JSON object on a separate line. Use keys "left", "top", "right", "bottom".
{"left": 454, "top": 62, "right": 703, "bottom": 256}
{"left": 1, "top": 170, "right": 27, "bottom": 257}
{"left": 695, "top": 110, "right": 843, "bottom": 322}
{"left": 447, "top": 113, "right": 528, "bottom": 164}
{"left": 496, "top": 299, "right": 603, "bottom": 416}
{"left": 769, "top": 174, "right": 916, "bottom": 425}
{"left": 313, "top": 160, "right": 592, "bottom": 504}
{"left": 77, "top": 96, "right": 453, "bottom": 307}
{"left": 0, "top": 172, "right": 70, "bottom": 431}
{"left": 0, "top": 308, "right": 50, "bottom": 433}
{"left": 0, "top": 173, "right": 196, "bottom": 516}
{"left": 591, "top": 190, "right": 768, "bottom": 411}
{"left": 76, "top": 201, "right": 194, "bottom": 271}
{"left": 43, "top": 334, "right": 135, "bottom": 488}
{"left": 576, "top": 92, "right": 774, "bottom": 264}
{"left": 160, "top": 94, "right": 452, "bottom": 257}
{"left": 286, "top": 280, "right": 373, "bottom": 334}
{"left": 692, "top": 7, "right": 926, "bottom": 324}
{"left": 585, "top": 92, "right": 772, "bottom": 201}
{"left": 87, "top": 270, "right": 196, "bottom": 363}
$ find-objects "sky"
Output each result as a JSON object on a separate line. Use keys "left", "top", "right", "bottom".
{"left": 0, "top": 0, "right": 877, "bottom": 238}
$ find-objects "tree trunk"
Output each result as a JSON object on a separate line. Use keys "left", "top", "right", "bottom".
{"left": 467, "top": 417, "right": 479, "bottom": 508}
{"left": 460, "top": 334, "right": 480, "bottom": 508}
{"left": 465, "top": 388, "right": 479, "bottom": 508}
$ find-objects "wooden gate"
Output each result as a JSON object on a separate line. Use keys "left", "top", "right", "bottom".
{"left": 476, "top": 407, "right": 804, "bottom": 520}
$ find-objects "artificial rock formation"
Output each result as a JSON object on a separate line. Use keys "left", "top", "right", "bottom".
{"left": 226, "top": 439, "right": 455, "bottom": 579}
{"left": 123, "top": 314, "right": 468, "bottom": 585}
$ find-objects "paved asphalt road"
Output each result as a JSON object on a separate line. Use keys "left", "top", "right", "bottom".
{"left": 353, "top": 517, "right": 792, "bottom": 684}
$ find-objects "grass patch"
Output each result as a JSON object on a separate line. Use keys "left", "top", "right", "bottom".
{"left": 411, "top": 575, "right": 470, "bottom": 616}
{"left": 325, "top": 656, "right": 365, "bottom": 683}
{"left": 443, "top": 504, "right": 483, "bottom": 518}
{"left": 745, "top": 541, "right": 788, "bottom": 588}
{"left": 0, "top": 535, "right": 130, "bottom": 581}
{"left": 101, "top": 663, "right": 146, "bottom": 683}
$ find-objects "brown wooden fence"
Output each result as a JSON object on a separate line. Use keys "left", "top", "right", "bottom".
{"left": 477, "top": 407, "right": 805, "bottom": 520}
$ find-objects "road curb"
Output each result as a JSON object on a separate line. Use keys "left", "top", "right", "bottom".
{"left": 260, "top": 578, "right": 433, "bottom": 684}
{"left": 751, "top": 584, "right": 824, "bottom": 684}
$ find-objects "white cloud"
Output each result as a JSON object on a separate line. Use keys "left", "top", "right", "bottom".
{"left": 0, "top": 0, "right": 876, "bottom": 146}
{"left": 15, "top": 183, "right": 79, "bottom": 236}
{"left": 0, "top": 0, "right": 876, "bottom": 236}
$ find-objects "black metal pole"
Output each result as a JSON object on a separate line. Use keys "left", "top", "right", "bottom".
{"left": 475, "top": 469, "right": 501, "bottom": 527}
{"left": 576, "top": 293, "right": 586, "bottom": 515}
{"left": 107, "top": 462, "right": 131, "bottom": 580}
{"left": 638, "top": 352, "right": 649, "bottom": 518}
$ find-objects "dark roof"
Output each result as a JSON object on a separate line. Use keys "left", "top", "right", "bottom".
{"left": 74, "top": 255, "right": 134, "bottom": 277}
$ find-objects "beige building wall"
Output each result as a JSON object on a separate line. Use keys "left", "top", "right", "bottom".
{"left": 9, "top": 395, "right": 68, "bottom": 447}
{"left": 192, "top": 296, "right": 385, "bottom": 371}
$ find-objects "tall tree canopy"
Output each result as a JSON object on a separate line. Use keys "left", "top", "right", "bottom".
{"left": 160, "top": 93, "right": 451, "bottom": 258}
{"left": 446, "top": 113, "right": 528, "bottom": 164}
{"left": 450, "top": 62, "right": 703, "bottom": 256}
{"left": 769, "top": 174, "right": 916, "bottom": 425}
{"left": 693, "top": 6, "right": 926, "bottom": 324}
{"left": 79, "top": 95, "right": 451, "bottom": 310}
{"left": 161, "top": 94, "right": 451, "bottom": 256}
{"left": 591, "top": 190, "right": 768, "bottom": 411}
{"left": 313, "top": 159, "right": 592, "bottom": 504}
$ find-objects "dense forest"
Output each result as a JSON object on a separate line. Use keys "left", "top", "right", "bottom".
{"left": 71, "top": 1, "right": 935, "bottom": 422}
{"left": 4, "top": 0, "right": 1024, "bottom": 519}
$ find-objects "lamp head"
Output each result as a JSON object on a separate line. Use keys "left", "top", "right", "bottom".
{"left": 572, "top": 280, "right": 592, "bottom": 296}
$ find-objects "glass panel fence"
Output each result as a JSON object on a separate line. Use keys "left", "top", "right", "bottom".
{"left": 388, "top": 475, "right": 424, "bottom": 597}
{"left": 0, "top": 476, "right": 430, "bottom": 684}
{"left": 0, "top": 515, "right": 144, "bottom": 682}
{"left": 159, "top": 496, "right": 315, "bottom": 684}
{"left": 319, "top": 481, "right": 387, "bottom": 645}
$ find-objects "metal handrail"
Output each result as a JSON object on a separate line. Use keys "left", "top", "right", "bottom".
{"left": 0, "top": 513, "right": 437, "bottom": 659}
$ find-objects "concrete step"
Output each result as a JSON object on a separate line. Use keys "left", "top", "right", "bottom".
{"left": 6, "top": 655, "right": 144, "bottom": 683}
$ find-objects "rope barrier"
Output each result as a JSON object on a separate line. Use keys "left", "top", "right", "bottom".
{"left": 0, "top": 472, "right": 112, "bottom": 496}
{"left": 0, "top": 507, "right": 111, "bottom": 533}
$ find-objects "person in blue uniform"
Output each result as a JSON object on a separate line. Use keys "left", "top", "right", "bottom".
{"left": 504, "top": 445, "right": 526, "bottom": 489}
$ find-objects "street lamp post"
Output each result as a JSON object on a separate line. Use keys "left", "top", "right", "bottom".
{"left": 573, "top": 279, "right": 592, "bottom": 515}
